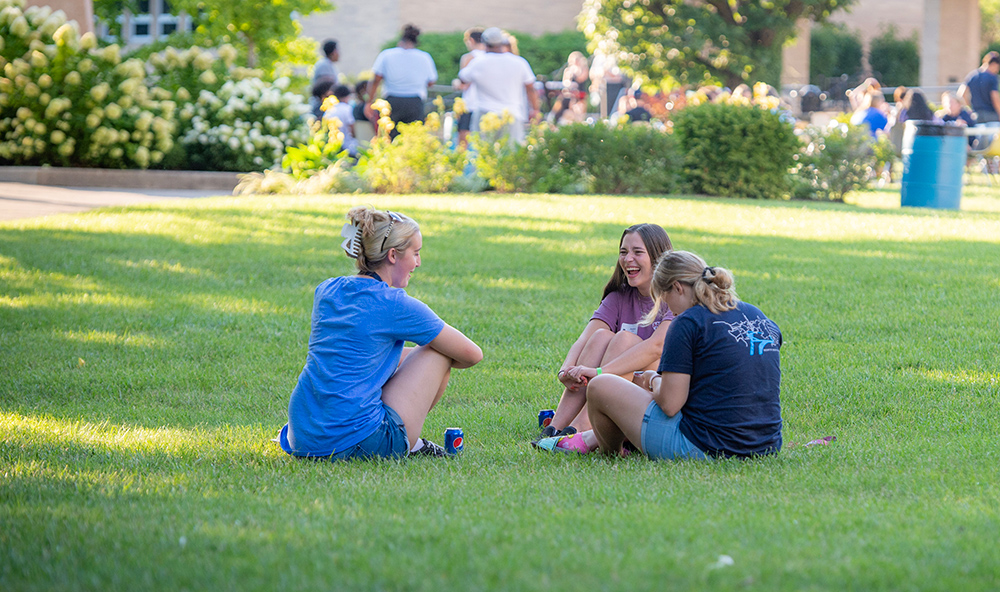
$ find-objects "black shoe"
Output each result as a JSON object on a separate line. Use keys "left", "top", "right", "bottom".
{"left": 537, "top": 424, "right": 577, "bottom": 440}
{"left": 409, "top": 438, "right": 447, "bottom": 457}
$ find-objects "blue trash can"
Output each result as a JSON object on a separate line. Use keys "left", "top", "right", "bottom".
{"left": 900, "top": 121, "right": 965, "bottom": 209}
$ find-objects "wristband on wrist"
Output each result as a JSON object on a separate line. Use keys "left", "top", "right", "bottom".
{"left": 558, "top": 369, "right": 566, "bottom": 377}
{"left": 595, "top": 367, "right": 602, "bottom": 375}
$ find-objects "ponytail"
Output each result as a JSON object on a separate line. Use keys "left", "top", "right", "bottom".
{"left": 341, "top": 206, "right": 420, "bottom": 273}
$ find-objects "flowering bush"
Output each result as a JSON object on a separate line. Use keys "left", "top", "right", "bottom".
{"left": 0, "top": 0, "right": 174, "bottom": 168}
{"left": 176, "top": 76, "right": 310, "bottom": 171}
{"left": 791, "top": 122, "right": 878, "bottom": 201}
{"left": 355, "top": 99, "right": 466, "bottom": 193}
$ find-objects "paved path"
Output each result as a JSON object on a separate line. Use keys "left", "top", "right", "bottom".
{"left": 0, "top": 182, "right": 226, "bottom": 222}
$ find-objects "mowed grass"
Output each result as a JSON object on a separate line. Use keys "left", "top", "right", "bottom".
{"left": 2, "top": 188, "right": 999, "bottom": 591}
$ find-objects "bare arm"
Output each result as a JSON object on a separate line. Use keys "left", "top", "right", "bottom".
{"left": 364, "top": 75, "right": 383, "bottom": 121}
{"left": 428, "top": 323, "right": 483, "bottom": 369}
{"left": 652, "top": 371, "right": 690, "bottom": 417}
{"left": 525, "top": 82, "right": 541, "bottom": 120}
{"left": 958, "top": 84, "right": 971, "bottom": 109}
{"left": 602, "top": 319, "right": 670, "bottom": 376}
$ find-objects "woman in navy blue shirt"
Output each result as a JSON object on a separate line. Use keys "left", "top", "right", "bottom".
{"left": 583, "top": 250, "right": 782, "bottom": 460}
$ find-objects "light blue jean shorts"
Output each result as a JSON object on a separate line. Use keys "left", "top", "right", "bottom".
{"left": 330, "top": 403, "right": 409, "bottom": 462}
{"left": 640, "top": 401, "right": 708, "bottom": 461}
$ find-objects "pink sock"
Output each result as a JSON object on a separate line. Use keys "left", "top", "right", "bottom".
{"left": 555, "top": 433, "right": 591, "bottom": 453}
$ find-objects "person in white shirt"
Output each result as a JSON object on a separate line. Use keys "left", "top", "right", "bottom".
{"left": 324, "top": 85, "right": 359, "bottom": 157}
{"left": 366, "top": 25, "right": 438, "bottom": 139}
{"left": 458, "top": 27, "right": 540, "bottom": 144}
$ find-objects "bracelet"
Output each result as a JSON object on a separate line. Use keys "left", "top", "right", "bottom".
{"left": 650, "top": 374, "right": 661, "bottom": 392}
{"left": 558, "top": 369, "right": 566, "bottom": 377}
{"left": 595, "top": 367, "right": 602, "bottom": 375}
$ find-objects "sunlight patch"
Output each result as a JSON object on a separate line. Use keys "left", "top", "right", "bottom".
{"left": 54, "top": 329, "right": 160, "bottom": 348}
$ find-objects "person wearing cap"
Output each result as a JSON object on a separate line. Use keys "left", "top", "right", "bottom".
{"left": 458, "top": 26, "right": 540, "bottom": 144}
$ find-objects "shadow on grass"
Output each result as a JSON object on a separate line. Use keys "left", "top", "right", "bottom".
{"left": 1, "top": 199, "right": 999, "bottom": 439}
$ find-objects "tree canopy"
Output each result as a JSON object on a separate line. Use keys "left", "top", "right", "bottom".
{"left": 94, "top": 0, "right": 333, "bottom": 71}
{"left": 580, "top": 0, "right": 855, "bottom": 89}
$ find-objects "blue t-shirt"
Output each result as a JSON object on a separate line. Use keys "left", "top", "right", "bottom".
{"left": 279, "top": 276, "right": 445, "bottom": 456}
{"left": 859, "top": 108, "right": 888, "bottom": 137}
{"left": 965, "top": 69, "right": 999, "bottom": 114}
{"left": 658, "top": 301, "right": 782, "bottom": 458}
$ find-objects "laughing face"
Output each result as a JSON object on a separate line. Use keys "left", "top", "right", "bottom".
{"left": 619, "top": 232, "right": 653, "bottom": 296}
{"left": 389, "top": 231, "right": 422, "bottom": 289}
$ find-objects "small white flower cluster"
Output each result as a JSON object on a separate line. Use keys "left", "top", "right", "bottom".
{"left": 178, "top": 76, "right": 310, "bottom": 170}
{"left": 0, "top": 0, "right": 174, "bottom": 167}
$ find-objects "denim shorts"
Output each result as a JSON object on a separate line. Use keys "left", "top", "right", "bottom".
{"left": 640, "top": 401, "right": 707, "bottom": 461}
{"left": 330, "top": 403, "right": 409, "bottom": 462}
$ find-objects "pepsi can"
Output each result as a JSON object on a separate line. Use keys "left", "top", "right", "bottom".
{"left": 538, "top": 409, "right": 555, "bottom": 428}
{"left": 444, "top": 427, "right": 464, "bottom": 455}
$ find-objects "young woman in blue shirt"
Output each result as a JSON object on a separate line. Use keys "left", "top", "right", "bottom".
{"left": 277, "top": 206, "right": 482, "bottom": 460}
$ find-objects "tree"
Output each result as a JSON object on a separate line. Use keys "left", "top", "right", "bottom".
{"left": 983, "top": 0, "right": 1000, "bottom": 50}
{"left": 580, "top": 0, "right": 855, "bottom": 89}
{"left": 809, "top": 23, "right": 863, "bottom": 84}
{"left": 868, "top": 26, "right": 919, "bottom": 87}
{"left": 170, "top": 0, "right": 333, "bottom": 69}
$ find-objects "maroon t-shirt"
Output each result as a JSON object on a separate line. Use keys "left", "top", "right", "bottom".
{"left": 592, "top": 288, "right": 674, "bottom": 340}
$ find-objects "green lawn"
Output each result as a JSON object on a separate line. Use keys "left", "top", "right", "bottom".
{"left": 2, "top": 188, "right": 999, "bottom": 590}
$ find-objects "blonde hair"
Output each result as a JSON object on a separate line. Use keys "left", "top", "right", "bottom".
{"left": 346, "top": 206, "right": 420, "bottom": 273}
{"left": 644, "top": 251, "right": 739, "bottom": 321}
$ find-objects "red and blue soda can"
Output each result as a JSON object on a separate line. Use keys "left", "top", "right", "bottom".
{"left": 538, "top": 409, "right": 555, "bottom": 428}
{"left": 444, "top": 427, "right": 464, "bottom": 455}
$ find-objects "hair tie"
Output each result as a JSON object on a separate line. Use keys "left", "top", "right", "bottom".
{"left": 380, "top": 211, "right": 402, "bottom": 252}
{"left": 701, "top": 266, "right": 716, "bottom": 283}
{"left": 340, "top": 222, "right": 362, "bottom": 258}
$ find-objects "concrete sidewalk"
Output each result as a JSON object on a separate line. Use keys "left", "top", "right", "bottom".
{"left": 0, "top": 182, "right": 229, "bottom": 222}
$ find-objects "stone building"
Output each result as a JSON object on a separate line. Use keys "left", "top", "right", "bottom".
{"left": 26, "top": 0, "right": 986, "bottom": 89}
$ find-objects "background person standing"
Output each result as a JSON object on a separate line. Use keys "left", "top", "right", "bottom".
{"left": 959, "top": 52, "right": 1000, "bottom": 124}
{"left": 458, "top": 27, "right": 539, "bottom": 144}
{"left": 366, "top": 25, "right": 438, "bottom": 139}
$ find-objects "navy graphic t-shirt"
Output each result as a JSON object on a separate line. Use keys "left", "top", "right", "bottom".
{"left": 658, "top": 301, "right": 782, "bottom": 458}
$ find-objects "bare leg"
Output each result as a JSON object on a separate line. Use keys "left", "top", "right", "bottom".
{"left": 566, "top": 330, "right": 648, "bottom": 430}
{"left": 551, "top": 329, "right": 614, "bottom": 430}
{"left": 587, "top": 374, "right": 653, "bottom": 456}
{"left": 381, "top": 345, "right": 453, "bottom": 449}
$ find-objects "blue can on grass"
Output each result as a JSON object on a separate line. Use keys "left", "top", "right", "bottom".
{"left": 538, "top": 409, "right": 555, "bottom": 428}
{"left": 444, "top": 427, "right": 464, "bottom": 455}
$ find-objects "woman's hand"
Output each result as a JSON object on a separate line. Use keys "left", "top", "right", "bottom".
{"left": 633, "top": 370, "right": 658, "bottom": 391}
{"left": 558, "top": 368, "right": 586, "bottom": 391}
{"left": 567, "top": 365, "right": 599, "bottom": 385}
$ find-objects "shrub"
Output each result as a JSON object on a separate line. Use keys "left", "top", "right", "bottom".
{"left": 355, "top": 103, "right": 466, "bottom": 193}
{"left": 672, "top": 102, "right": 798, "bottom": 199}
{"left": 177, "top": 76, "right": 310, "bottom": 171}
{"left": 810, "top": 23, "right": 864, "bottom": 84}
{"left": 529, "top": 122, "right": 680, "bottom": 194}
{"left": 869, "top": 26, "right": 920, "bottom": 88}
{"left": 791, "top": 123, "right": 875, "bottom": 201}
{"left": 0, "top": 0, "right": 175, "bottom": 168}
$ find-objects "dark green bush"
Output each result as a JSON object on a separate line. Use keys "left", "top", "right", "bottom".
{"left": 672, "top": 103, "right": 798, "bottom": 200}
{"left": 527, "top": 123, "right": 680, "bottom": 194}
{"left": 810, "top": 24, "right": 863, "bottom": 83}
{"left": 869, "top": 26, "right": 920, "bottom": 87}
